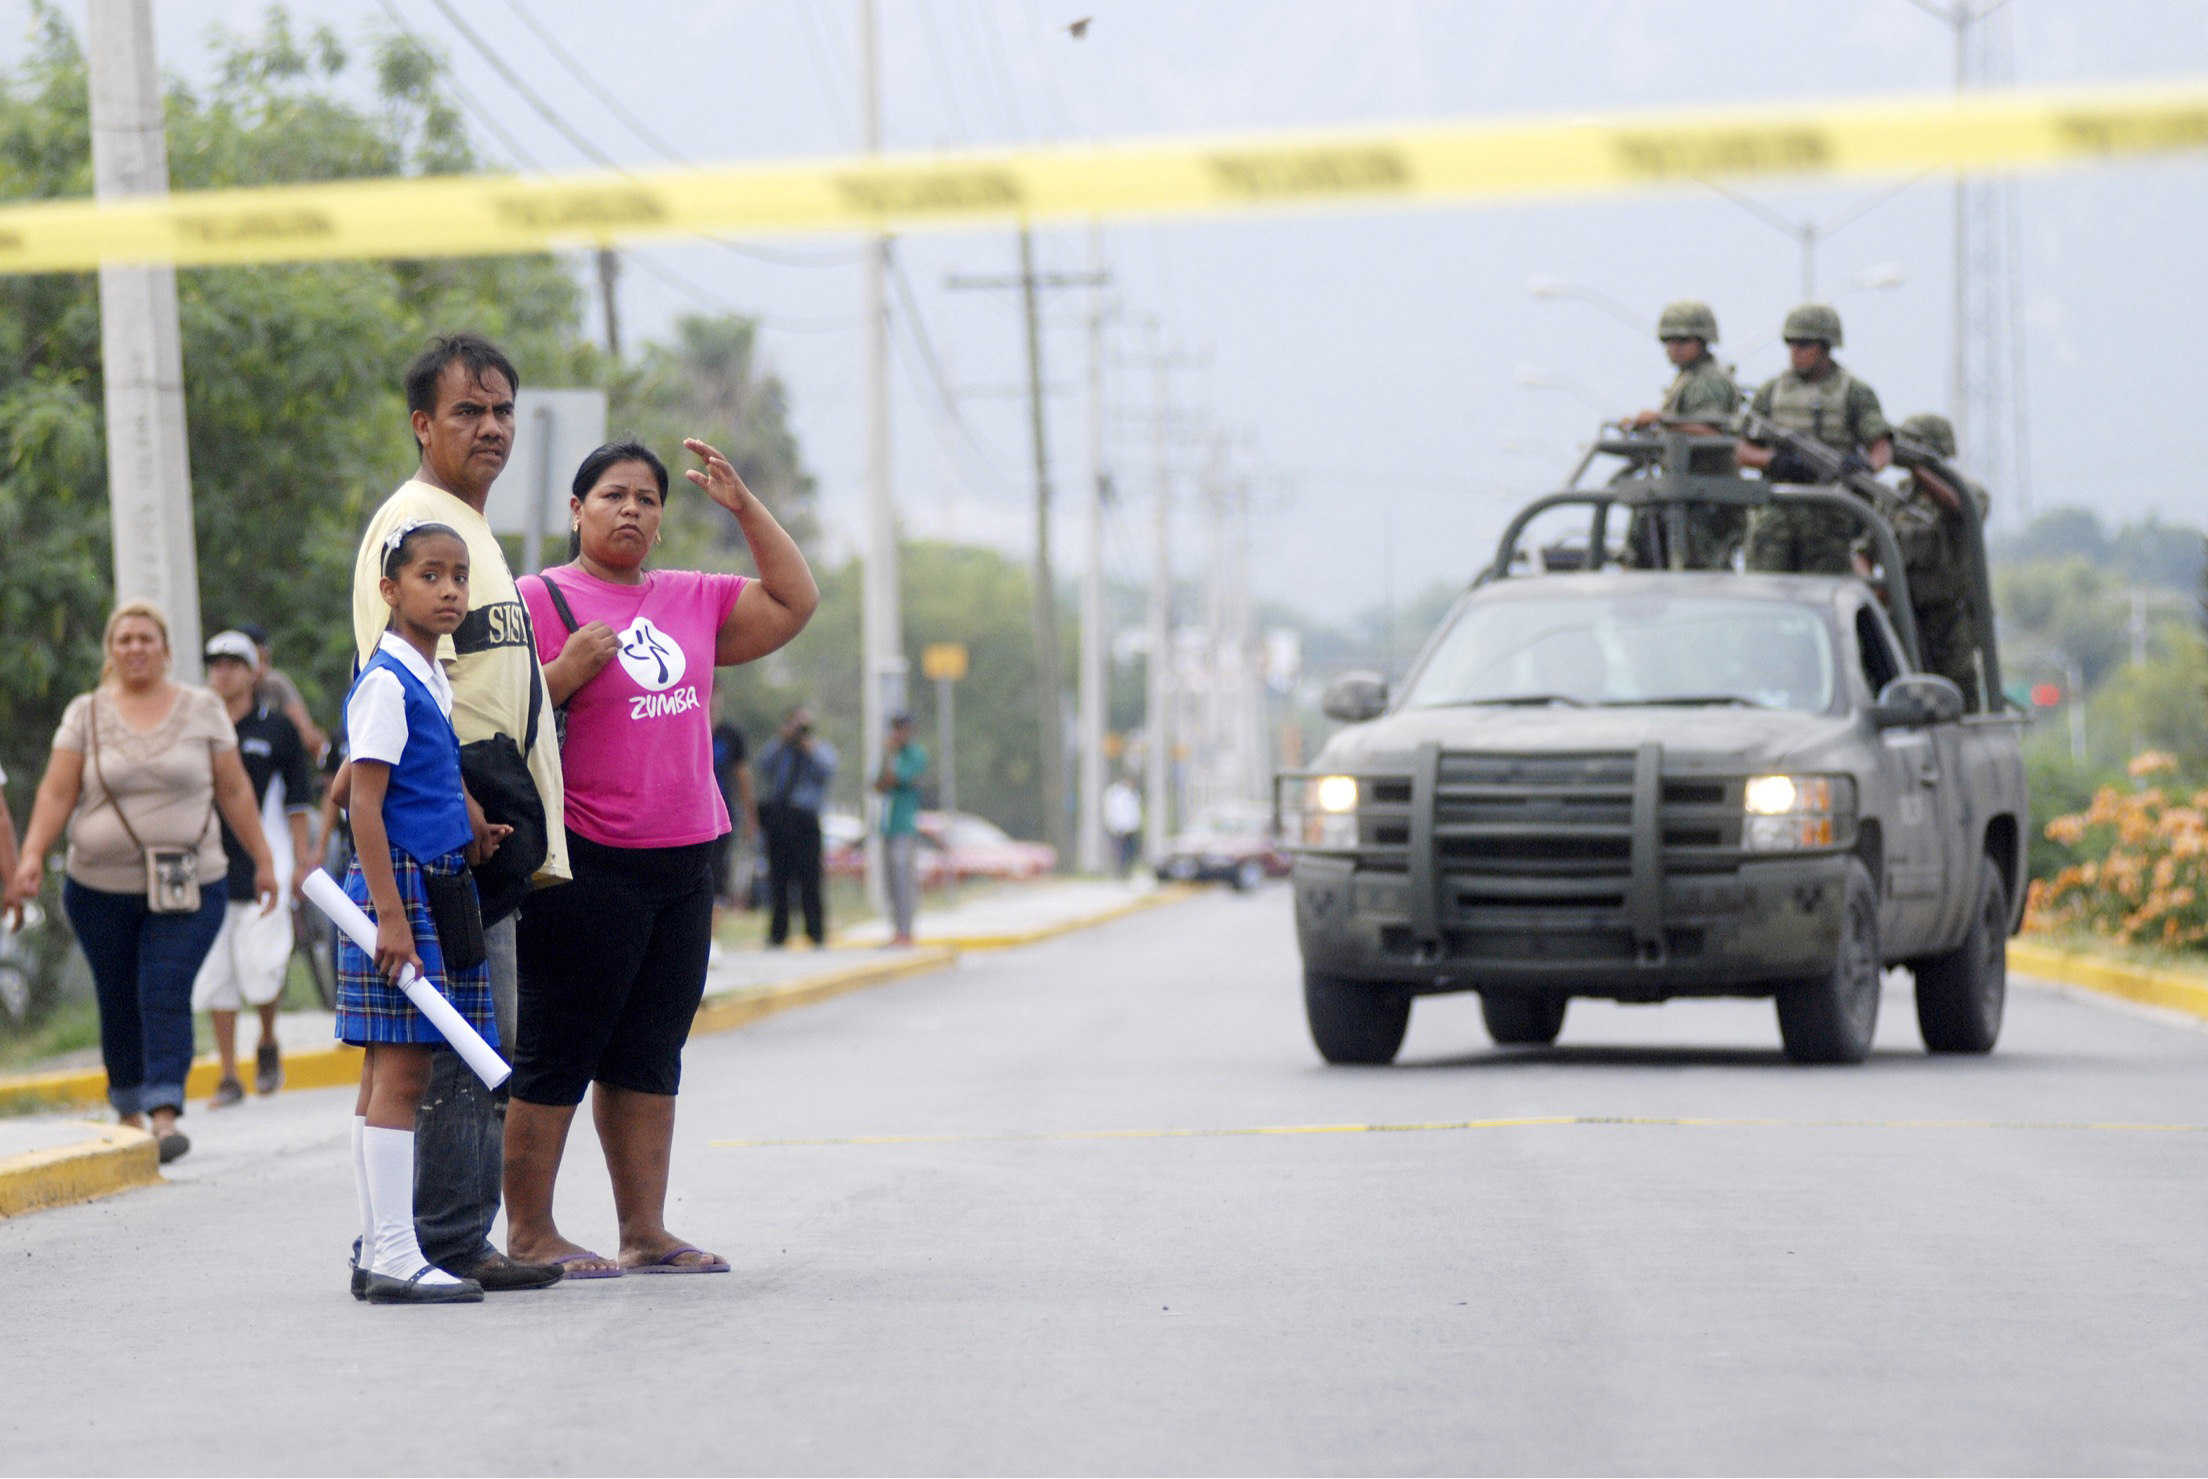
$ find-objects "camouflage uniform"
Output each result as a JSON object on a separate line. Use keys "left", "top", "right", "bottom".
{"left": 1891, "top": 413, "right": 1992, "bottom": 707}
{"left": 1741, "top": 357, "right": 1892, "bottom": 574}
{"left": 1627, "top": 302, "right": 1743, "bottom": 568}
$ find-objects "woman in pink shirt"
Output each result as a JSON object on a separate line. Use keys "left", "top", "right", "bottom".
{"left": 508, "top": 437, "right": 816, "bottom": 1276}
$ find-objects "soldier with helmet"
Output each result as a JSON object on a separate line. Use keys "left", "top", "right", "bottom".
{"left": 1737, "top": 302, "right": 1893, "bottom": 573}
{"left": 1889, "top": 411, "right": 1992, "bottom": 707}
{"left": 1624, "top": 299, "right": 1743, "bottom": 567}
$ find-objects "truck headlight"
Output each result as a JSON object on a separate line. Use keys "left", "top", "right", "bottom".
{"left": 1742, "top": 773, "right": 1845, "bottom": 851}
{"left": 1302, "top": 775, "right": 1358, "bottom": 848}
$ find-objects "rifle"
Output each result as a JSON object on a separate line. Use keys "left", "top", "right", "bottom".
{"left": 1739, "top": 405, "right": 1933, "bottom": 529}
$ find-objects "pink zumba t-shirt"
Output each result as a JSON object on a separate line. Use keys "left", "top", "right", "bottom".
{"left": 518, "top": 565, "right": 747, "bottom": 849}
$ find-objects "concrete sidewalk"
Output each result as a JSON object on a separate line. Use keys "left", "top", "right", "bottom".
{"left": 833, "top": 876, "right": 1182, "bottom": 949}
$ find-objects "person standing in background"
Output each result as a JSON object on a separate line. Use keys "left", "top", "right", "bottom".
{"left": 754, "top": 706, "right": 835, "bottom": 948}
{"left": 1103, "top": 775, "right": 1143, "bottom": 877}
{"left": 874, "top": 713, "right": 926, "bottom": 947}
{"left": 709, "top": 718, "right": 755, "bottom": 908}
{"left": 193, "top": 631, "right": 316, "bottom": 1106}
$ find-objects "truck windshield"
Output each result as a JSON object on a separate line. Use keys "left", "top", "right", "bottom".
{"left": 1402, "top": 595, "right": 1835, "bottom": 713}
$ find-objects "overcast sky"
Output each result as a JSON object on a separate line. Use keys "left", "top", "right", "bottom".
{"left": 14, "top": 1, "right": 2208, "bottom": 619}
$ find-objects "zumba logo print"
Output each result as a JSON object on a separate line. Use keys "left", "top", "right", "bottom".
{"left": 629, "top": 687, "right": 702, "bottom": 720}
{"left": 615, "top": 615, "right": 687, "bottom": 692}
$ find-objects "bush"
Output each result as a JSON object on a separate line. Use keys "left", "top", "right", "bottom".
{"left": 2027, "top": 752, "right": 2208, "bottom": 947}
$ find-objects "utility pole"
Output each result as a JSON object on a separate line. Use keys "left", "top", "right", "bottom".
{"left": 858, "top": 0, "right": 902, "bottom": 907}
{"left": 946, "top": 245, "right": 1106, "bottom": 864}
{"left": 1125, "top": 335, "right": 1207, "bottom": 866}
{"left": 596, "top": 247, "right": 622, "bottom": 359}
{"left": 87, "top": 0, "right": 201, "bottom": 680}
{"left": 1077, "top": 223, "right": 1109, "bottom": 875}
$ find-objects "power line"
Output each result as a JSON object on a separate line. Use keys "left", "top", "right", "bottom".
{"left": 371, "top": 0, "right": 544, "bottom": 170}
{"left": 493, "top": 0, "right": 687, "bottom": 161}
{"left": 420, "top": 0, "right": 624, "bottom": 169}
{"left": 913, "top": 0, "right": 972, "bottom": 145}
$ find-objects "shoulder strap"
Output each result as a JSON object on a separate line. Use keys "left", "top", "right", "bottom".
{"left": 84, "top": 698, "right": 147, "bottom": 856}
{"left": 537, "top": 572, "right": 582, "bottom": 635}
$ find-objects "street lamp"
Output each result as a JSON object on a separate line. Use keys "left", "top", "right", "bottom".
{"left": 1525, "top": 275, "right": 1648, "bottom": 338}
{"left": 1703, "top": 175, "right": 1933, "bottom": 300}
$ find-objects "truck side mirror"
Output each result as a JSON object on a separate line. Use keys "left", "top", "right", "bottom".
{"left": 1871, "top": 674, "right": 1965, "bottom": 729}
{"left": 1322, "top": 671, "right": 1389, "bottom": 723}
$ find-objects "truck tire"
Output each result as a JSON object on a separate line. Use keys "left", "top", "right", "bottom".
{"left": 1231, "top": 858, "right": 1264, "bottom": 892}
{"left": 1775, "top": 857, "right": 1881, "bottom": 1064}
{"left": 1912, "top": 855, "right": 2006, "bottom": 1054}
{"left": 1481, "top": 991, "right": 1567, "bottom": 1046}
{"left": 1304, "top": 971, "right": 1410, "bottom": 1065}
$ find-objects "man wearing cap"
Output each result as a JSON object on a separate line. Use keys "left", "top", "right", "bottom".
{"left": 1891, "top": 412, "right": 1993, "bottom": 707}
{"left": 1626, "top": 300, "right": 1742, "bottom": 567}
{"left": 192, "top": 631, "right": 317, "bottom": 1104}
{"left": 874, "top": 712, "right": 929, "bottom": 947}
{"left": 1737, "top": 302, "right": 1893, "bottom": 574}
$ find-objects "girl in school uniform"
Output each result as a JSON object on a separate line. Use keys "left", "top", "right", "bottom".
{"left": 339, "top": 520, "right": 511, "bottom": 1305}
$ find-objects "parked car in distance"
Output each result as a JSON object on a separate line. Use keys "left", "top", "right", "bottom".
{"left": 1156, "top": 807, "right": 1290, "bottom": 891}
{"left": 823, "top": 809, "right": 1056, "bottom": 883}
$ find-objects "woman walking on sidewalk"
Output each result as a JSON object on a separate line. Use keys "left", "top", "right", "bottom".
{"left": 506, "top": 437, "right": 815, "bottom": 1277}
{"left": 5, "top": 603, "right": 279, "bottom": 1163}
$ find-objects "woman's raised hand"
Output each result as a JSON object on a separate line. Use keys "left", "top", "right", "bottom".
{"left": 683, "top": 438, "right": 754, "bottom": 515}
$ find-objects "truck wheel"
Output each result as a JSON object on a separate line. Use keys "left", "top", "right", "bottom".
{"left": 1481, "top": 992, "right": 1567, "bottom": 1046}
{"left": 1775, "top": 857, "right": 1881, "bottom": 1064}
{"left": 1913, "top": 855, "right": 2006, "bottom": 1054}
{"left": 1304, "top": 971, "right": 1410, "bottom": 1065}
{"left": 1231, "top": 859, "right": 1264, "bottom": 892}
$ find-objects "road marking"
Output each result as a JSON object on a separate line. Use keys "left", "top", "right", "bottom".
{"left": 0, "top": 82, "right": 2204, "bottom": 271}
{"left": 710, "top": 1115, "right": 2208, "bottom": 1149}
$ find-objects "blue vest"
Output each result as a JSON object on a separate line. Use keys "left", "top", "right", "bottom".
{"left": 348, "top": 649, "right": 473, "bottom": 864}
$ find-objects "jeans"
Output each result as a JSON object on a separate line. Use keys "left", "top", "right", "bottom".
{"left": 885, "top": 832, "right": 919, "bottom": 939}
{"left": 413, "top": 911, "right": 517, "bottom": 1271}
{"left": 62, "top": 879, "right": 226, "bottom": 1117}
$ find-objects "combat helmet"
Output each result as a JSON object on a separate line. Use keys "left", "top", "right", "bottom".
{"left": 1898, "top": 413, "right": 1956, "bottom": 458}
{"left": 1656, "top": 300, "right": 1719, "bottom": 343}
{"left": 1782, "top": 302, "right": 1843, "bottom": 347}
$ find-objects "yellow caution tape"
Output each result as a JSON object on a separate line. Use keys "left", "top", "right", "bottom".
{"left": 1, "top": 80, "right": 2205, "bottom": 272}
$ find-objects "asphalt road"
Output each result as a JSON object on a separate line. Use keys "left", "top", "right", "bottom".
{"left": 3, "top": 887, "right": 2205, "bottom": 1476}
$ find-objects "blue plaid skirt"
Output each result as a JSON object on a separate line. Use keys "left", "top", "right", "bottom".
{"left": 334, "top": 847, "right": 499, "bottom": 1049}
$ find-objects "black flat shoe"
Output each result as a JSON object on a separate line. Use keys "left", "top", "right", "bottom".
{"left": 350, "top": 1238, "right": 366, "bottom": 1302}
{"left": 155, "top": 1130, "right": 190, "bottom": 1164}
{"left": 450, "top": 1250, "right": 563, "bottom": 1292}
{"left": 364, "top": 1267, "right": 484, "bottom": 1305}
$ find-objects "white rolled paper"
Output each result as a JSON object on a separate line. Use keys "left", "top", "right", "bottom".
{"left": 302, "top": 868, "right": 511, "bottom": 1089}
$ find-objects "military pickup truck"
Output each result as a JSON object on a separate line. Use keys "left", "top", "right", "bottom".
{"left": 1277, "top": 429, "right": 2028, "bottom": 1065}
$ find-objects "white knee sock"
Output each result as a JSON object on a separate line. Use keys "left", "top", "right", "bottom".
{"left": 361, "top": 1126, "right": 459, "bottom": 1284}
{"left": 350, "top": 1116, "right": 374, "bottom": 1258}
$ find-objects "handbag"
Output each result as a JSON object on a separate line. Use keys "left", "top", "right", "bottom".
{"left": 420, "top": 867, "right": 487, "bottom": 974}
{"left": 87, "top": 697, "right": 214, "bottom": 914}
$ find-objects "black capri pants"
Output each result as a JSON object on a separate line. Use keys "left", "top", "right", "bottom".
{"left": 512, "top": 834, "right": 717, "bottom": 1106}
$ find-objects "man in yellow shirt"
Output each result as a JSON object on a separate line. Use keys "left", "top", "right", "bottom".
{"left": 347, "top": 332, "right": 568, "bottom": 1293}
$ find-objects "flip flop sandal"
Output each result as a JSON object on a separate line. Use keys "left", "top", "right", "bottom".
{"left": 547, "top": 1251, "right": 623, "bottom": 1280}
{"left": 209, "top": 1078, "right": 244, "bottom": 1110}
{"left": 629, "top": 1245, "right": 730, "bottom": 1275}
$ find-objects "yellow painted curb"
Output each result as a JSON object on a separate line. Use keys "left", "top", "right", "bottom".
{"left": 835, "top": 883, "right": 1202, "bottom": 953}
{"left": 0, "top": 1122, "right": 160, "bottom": 1219}
{"left": 2010, "top": 938, "right": 2208, "bottom": 1021}
{"left": 0, "top": 1045, "right": 366, "bottom": 1117}
{"left": 692, "top": 947, "right": 961, "bottom": 1037}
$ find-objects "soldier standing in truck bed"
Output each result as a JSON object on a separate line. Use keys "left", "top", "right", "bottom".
{"left": 1625, "top": 300, "right": 1743, "bottom": 568}
{"left": 1889, "top": 412, "right": 1992, "bottom": 708}
{"left": 1736, "top": 303, "right": 1893, "bottom": 574}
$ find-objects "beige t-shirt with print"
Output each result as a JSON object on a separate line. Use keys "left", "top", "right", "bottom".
{"left": 351, "top": 478, "right": 569, "bottom": 885}
{"left": 54, "top": 686, "right": 237, "bottom": 895}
